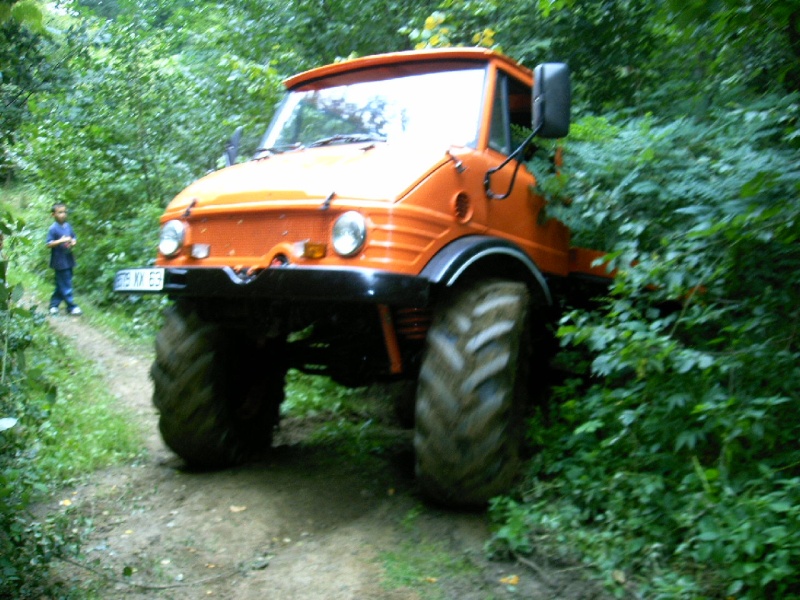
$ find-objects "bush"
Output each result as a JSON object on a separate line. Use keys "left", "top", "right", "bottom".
{"left": 0, "top": 201, "right": 141, "bottom": 597}
{"left": 490, "top": 97, "right": 800, "bottom": 598}
{"left": 0, "top": 209, "right": 79, "bottom": 598}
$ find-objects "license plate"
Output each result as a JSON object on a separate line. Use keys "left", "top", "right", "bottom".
{"left": 114, "top": 268, "right": 165, "bottom": 292}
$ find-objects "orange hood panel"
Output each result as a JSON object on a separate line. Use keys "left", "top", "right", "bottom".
{"left": 166, "top": 143, "right": 453, "bottom": 214}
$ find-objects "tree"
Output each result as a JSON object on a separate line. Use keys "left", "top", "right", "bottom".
{"left": 0, "top": 1, "right": 61, "bottom": 180}
{"left": 18, "top": 2, "right": 285, "bottom": 306}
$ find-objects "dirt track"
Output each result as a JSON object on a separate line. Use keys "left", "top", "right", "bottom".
{"left": 45, "top": 314, "right": 598, "bottom": 599}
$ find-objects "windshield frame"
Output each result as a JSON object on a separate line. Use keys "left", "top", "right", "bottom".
{"left": 257, "top": 60, "right": 490, "bottom": 156}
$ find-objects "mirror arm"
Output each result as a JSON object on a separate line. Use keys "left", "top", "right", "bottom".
{"left": 484, "top": 125, "right": 540, "bottom": 200}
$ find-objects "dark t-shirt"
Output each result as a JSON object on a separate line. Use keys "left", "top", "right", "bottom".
{"left": 46, "top": 222, "right": 76, "bottom": 270}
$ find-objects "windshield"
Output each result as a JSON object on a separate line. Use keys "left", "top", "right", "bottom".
{"left": 259, "top": 66, "right": 487, "bottom": 153}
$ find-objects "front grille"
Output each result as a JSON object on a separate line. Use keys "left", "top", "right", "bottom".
{"left": 190, "top": 212, "right": 335, "bottom": 259}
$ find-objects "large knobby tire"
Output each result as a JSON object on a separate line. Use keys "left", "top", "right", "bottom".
{"left": 151, "top": 305, "right": 286, "bottom": 469}
{"left": 414, "top": 280, "right": 530, "bottom": 507}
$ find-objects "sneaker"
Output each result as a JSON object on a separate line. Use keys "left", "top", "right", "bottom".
{"left": 49, "top": 307, "right": 59, "bottom": 316}
{"left": 69, "top": 307, "right": 83, "bottom": 316}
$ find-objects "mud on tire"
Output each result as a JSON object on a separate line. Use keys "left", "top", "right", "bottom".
{"left": 414, "top": 280, "right": 530, "bottom": 507}
{"left": 151, "top": 304, "right": 286, "bottom": 468}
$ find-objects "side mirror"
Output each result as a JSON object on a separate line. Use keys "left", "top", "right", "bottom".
{"left": 223, "top": 126, "right": 243, "bottom": 167}
{"left": 533, "top": 63, "right": 570, "bottom": 139}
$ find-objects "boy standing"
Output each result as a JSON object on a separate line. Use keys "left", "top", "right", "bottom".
{"left": 46, "top": 203, "right": 82, "bottom": 316}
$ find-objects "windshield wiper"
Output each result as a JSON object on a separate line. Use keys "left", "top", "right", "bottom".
{"left": 254, "top": 143, "right": 303, "bottom": 159}
{"left": 308, "top": 133, "right": 386, "bottom": 148}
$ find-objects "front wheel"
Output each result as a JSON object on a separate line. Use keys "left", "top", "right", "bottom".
{"left": 151, "top": 305, "right": 287, "bottom": 468}
{"left": 414, "top": 280, "right": 530, "bottom": 507}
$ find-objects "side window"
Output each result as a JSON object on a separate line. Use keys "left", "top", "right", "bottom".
{"left": 489, "top": 71, "right": 533, "bottom": 156}
{"left": 489, "top": 73, "right": 510, "bottom": 154}
{"left": 508, "top": 76, "right": 533, "bottom": 149}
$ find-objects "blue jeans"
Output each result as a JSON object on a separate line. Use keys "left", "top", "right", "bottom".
{"left": 50, "top": 268, "right": 77, "bottom": 310}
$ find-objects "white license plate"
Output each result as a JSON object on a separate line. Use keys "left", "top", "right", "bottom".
{"left": 114, "top": 268, "right": 165, "bottom": 292}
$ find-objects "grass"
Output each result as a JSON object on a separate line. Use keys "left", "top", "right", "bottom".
{"left": 6, "top": 272, "right": 151, "bottom": 484}
{"left": 2, "top": 184, "right": 146, "bottom": 483}
{"left": 0, "top": 269, "right": 144, "bottom": 598}
{"left": 282, "top": 369, "right": 367, "bottom": 418}
{"left": 380, "top": 506, "right": 482, "bottom": 600}
{"left": 25, "top": 305, "right": 145, "bottom": 483}
{"left": 281, "top": 370, "right": 409, "bottom": 481}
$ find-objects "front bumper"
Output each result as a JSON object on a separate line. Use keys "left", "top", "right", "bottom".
{"left": 114, "top": 265, "right": 431, "bottom": 306}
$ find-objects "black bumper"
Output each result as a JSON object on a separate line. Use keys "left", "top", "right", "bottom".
{"left": 118, "top": 266, "right": 431, "bottom": 305}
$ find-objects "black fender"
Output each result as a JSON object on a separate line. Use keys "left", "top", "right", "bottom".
{"left": 419, "top": 235, "right": 552, "bottom": 305}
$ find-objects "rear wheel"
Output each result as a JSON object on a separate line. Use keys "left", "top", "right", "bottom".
{"left": 151, "top": 304, "right": 287, "bottom": 468}
{"left": 414, "top": 280, "right": 530, "bottom": 507}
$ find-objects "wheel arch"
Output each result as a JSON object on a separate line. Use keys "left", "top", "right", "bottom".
{"left": 419, "top": 235, "right": 552, "bottom": 306}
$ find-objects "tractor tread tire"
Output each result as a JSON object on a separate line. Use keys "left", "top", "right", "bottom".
{"left": 151, "top": 305, "right": 281, "bottom": 468}
{"left": 414, "top": 280, "right": 529, "bottom": 507}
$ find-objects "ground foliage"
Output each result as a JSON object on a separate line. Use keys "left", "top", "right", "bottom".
{"left": 1, "top": 0, "right": 799, "bottom": 597}
{"left": 0, "top": 209, "right": 81, "bottom": 598}
{"left": 0, "top": 195, "right": 141, "bottom": 598}
{"left": 489, "top": 101, "right": 800, "bottom": 598}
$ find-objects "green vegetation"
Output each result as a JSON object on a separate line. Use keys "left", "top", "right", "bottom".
{"left": 0, "top": 189, "right": 143, "bottom": 597}
{"left": 30, "top": 329, "right": 142, "bottom": 481}
{"left": 1, "top": 0, "right": 798, "bottom": 597}
{"left": 381, "top": 540, "right": 477, "bottom": 600}
{"left": 489, "top": 108, "right": 800, "bottom": 597}
{"left": 381, "top": 506, "right": 480, "bottom": 600}
{"left": 282, "top": 369, "right": 368, "bottom": 420}
{"left": 283, "top": 371, "right": 406, "bottom": 466}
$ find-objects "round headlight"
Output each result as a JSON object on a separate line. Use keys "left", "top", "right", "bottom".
{"left": 332, "top": 211, "right": 366, "bottom": 257}
{"left": 158, "top": 220, "right": 185, "bottom": 257}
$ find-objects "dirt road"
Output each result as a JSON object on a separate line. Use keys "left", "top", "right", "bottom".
{"left": 45, "top": 314, "right": 594, "bottom": 599}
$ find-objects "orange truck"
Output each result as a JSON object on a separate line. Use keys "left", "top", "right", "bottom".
{"left": 114, "top": 48, "right": 609, "bottom": 506}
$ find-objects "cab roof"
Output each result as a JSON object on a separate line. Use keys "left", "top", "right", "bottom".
{"left": 283, "top": 47, "right": 533, "bottom": 90}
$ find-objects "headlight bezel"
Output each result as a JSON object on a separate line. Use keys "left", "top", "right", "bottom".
{"left": 158, "top": 220, "right": 186, "bottom": 257}
{"left": 332, "top": 211, "right": 367, "bottom": 257}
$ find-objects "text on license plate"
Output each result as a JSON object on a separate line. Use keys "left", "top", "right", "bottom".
{"left": 114, "top": 268, "right": 165, "bottom": 292}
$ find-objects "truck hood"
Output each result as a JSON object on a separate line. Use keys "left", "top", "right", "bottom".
{"left": 167, "top": 143, "right": 454, "bottom": 213}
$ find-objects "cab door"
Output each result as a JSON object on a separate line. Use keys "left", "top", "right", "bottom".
{"left": 484, "top": 69, "right": 570, "bottom": 276}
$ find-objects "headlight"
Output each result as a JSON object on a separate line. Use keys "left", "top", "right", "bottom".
{"left": 332, "top": 211, "right": 366, "bottom": 257}
{"left": 158, "top": 220, "right": 185, "bottom": 257}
